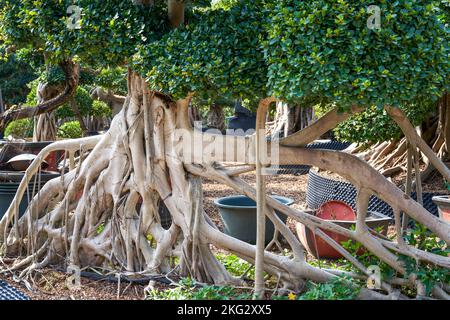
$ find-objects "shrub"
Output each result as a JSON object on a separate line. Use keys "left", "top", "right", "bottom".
{"left": 57, "top": 121, "right": 83, "bottom": 139}
{"left": 0, "top": 48, "right": 38, "bottom": 105}
{"left": 333, "top": 102, "right": 436, "bottom": 143}
{"left": 4, "top": 118, "right": 34, "bottom": 138}
{"left": 90, "top": 100, "right": 112, "bottom": 118}
{"left": 145, "top": 278, "right": 252, "bottom": 300}
{"left": 266, "top": 0, "right": 449, "bottom": 109}
{"left": 95, "top": 67, "right": 127, "bottom": 96}
{"left": 56, "top": 87, "right": 93, "bottom": 119}
{"left": 299, "top": 277, "right": 360, "bottom": 300}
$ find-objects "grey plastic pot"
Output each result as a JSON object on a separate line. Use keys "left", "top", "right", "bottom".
{"left": 214, "top": 195, "right": 294, "bottom": 245}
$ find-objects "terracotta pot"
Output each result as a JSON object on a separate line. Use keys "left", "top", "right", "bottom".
{"left": 296, "top": 210, "right": 392, "bottom": 259}
{"left": 432, "top": 196, "right": 450, "bottom": 223}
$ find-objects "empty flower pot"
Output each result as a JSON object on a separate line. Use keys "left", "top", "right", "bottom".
{"left": 214, "top": 195, "right": 294, "bottom": 245}
{"left": 296, "top": 209, "right": 392, "bottom": 259}
{"left": 432, "top": 195, "right": 450, "bottom": 223}
{"left": 0, "top": 171, "right": 60, "bottom": 220}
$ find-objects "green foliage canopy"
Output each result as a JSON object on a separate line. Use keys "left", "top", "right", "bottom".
{"left": 57, "top": 120, "right": 82, "bottom": 139}
{"left": 1, "top": 0, "right": 448, "bottom": 110}
{"left": 0, "top": 48, "right": 38, "bottom": 105}
{"left": 265, "top": 0, "right": 449, "bottom": 109}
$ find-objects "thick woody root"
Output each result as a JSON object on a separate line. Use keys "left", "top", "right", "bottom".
{"left": 1, "top": 75, "right": 449, "bottom": 299}
{"left": 0, "top": 77, "right": 243, "bottom": 288}
{"left": 349, "top": 103, "right": 448, "bottom": 180}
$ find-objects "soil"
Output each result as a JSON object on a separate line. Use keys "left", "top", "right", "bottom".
{"left": 0, "top": 268, "right": 155, "bottom": 300}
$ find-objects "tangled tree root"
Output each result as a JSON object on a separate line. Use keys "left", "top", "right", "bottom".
{"left": 1, "top": 73, "right": 449, "bottom": 300}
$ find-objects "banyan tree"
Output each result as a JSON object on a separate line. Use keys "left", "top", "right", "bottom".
{"left": 0, "top": 0, "right": 449, "bottom": 299}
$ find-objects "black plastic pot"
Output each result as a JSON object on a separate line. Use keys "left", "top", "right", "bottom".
{"left": 214, "top": 195, "right": 294, "bottom": 245}
{"left": 0, "top": 141, "right": 63, "bottom": 172}
{"left": 0, "top": 172, "right": 60, "bottom": 220}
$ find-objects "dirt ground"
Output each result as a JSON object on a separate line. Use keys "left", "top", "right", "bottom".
{"left": 0, "top": 169, "right": 445, "bottom": 300}
{"left": 0, "top": 268, "right": 150, "bottom": 300}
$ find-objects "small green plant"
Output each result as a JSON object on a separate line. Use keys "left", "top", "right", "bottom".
{"left": 146, "top": 278, "right": 252, "bottom": 300}
{"left": 215, "top": 253, "right": 255, "bottom": 279}
{"left": 57, "top": 121, "right": 83, "bottom": 139}
{"left": 273, "top": 276, "right": 360, "bottom": 300}
{"left": 299, "top": 277, "right": 360, "bottom": 300}
{"left": 95, "top": 67, "right": 128, "bottom": 96}
{"left": 341, "top": 238, "right": 397, "bottom": 282}
{"left": 341, "top": 223, "right": 450, "bottom": 297}
{"left": 340, "top": 226, "right": 397, "bottom": 281}
{"left": 399, "top": 224, "right": 450, "bottom": 296}
{"left": 96, "top": 223, "right": 105, "bottom": 235}
{"left": 308, "top": 257, "right": 355, "bottom": 273}
{"left": 91, "top": 100, "right": 112, "bottom": 118}
{"left": 56, "top": 87, "right": 94, "bottom": 119}
{"left": 4, "top": 118, "right": 33, "bottom": 138}
{"left": 444, "top": 181, "right": 450, "bottom": 191}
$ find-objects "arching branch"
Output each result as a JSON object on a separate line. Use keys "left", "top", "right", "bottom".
{"left": 0, "top": 60, "right": 79, "bottom": 131}
{"left": 279, "top": 105, "right": 362, "bottom": 147}
{"left": 385, "top": 105, "right": 450, "bottom": 181}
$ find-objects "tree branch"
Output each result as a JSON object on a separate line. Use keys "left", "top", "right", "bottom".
{"left": 0, "top": 60, "right": 79, "bottom": 132}
{"left": 280, "top": 105, "right": 362, "bottom": 147}
{"left": 385, "top": 105, "right": 450, "bottom": 181}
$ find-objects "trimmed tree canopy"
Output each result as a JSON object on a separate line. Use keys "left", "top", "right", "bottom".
{"left": 266, "top": 0, "right": 449, "bottom": 108}
{"left": 1, "top": 0, "right": 448, "bottom": 108}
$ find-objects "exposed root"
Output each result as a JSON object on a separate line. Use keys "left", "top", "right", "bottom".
{"left": 1, "top": 72, "right": 449, "bottom": 299}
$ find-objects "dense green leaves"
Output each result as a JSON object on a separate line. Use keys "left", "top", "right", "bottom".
{"left": 57, "top": 120, "right": 82, "bottom": 139}
{"left": 95, "top": 67, "right": 127, "bottom": 96}
{"left": 0, "top": 0, "right": 169, "bottom": 65}
{"left": 134, "top": 1, "right": 270, "bottom": 101}
{"left": 333, "top": 101, "right": 436, "bottom": 143}
{"left": 1, "top": 0, "right": 449, "bottom": 110}
{"left": 56, "top": 86, "right": 93, "bottom": 119}
{"left": 4, "top": 118, "right": 33, "bottom": 138}
{"left": 0, "top": 48, "right": 38, "bottom": 105}
{"left": 265, "top": 0, "right": 449, "bottom": 109}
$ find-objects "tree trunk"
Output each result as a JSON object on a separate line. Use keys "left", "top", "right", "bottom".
{"left": 33, "top": 82, "right": 59, "bottom": 142}
{"left": 0, "top": 60, "right": 79, "bottom": 132}
{"left": 206, "top": 104, "right": 225, "bottom": 132}
{"left": 442, "top": 93, "right": 450, "bottom": 160}
{"left": 168, "top": 0, "right": 185, "bottom": 28}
